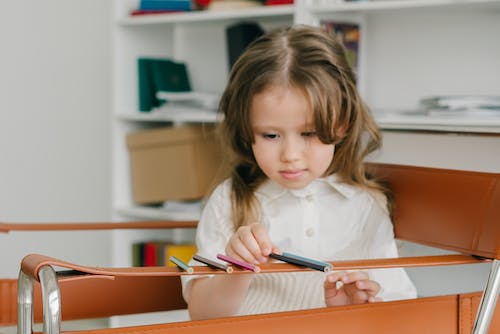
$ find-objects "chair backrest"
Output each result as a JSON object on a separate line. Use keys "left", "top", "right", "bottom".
{"left": 368, "top": 163, "right": 500, "bottom": 259}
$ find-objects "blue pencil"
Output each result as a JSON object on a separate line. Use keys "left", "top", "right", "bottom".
{"left": 169, "top": 256, "right": 194, "bottom": 274}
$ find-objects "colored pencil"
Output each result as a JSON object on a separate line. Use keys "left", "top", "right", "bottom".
{"left": 216, "top": 253, "right": 261, "bottom": 273}
{"left": 169, "top": 256, "right": 194, "bottom": 274}
{"left": 269, "top": 252, "right": 332, "bottom": 272}
{"left": 193, "top": 254, "right": 233, "bottom": 273}
{"left": 282, "top": 252, "right": 333, "bottom": 270}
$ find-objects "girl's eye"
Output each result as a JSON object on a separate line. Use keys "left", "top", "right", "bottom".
{"left": 302, "top": 131, "right": 317, "bottom": 137}
{"left": 263, "top": 133, "right": 279, "bottom": 140}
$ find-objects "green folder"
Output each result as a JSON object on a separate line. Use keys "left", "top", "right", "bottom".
{"left": 138, "top": 58, "right": 159, "bottom": 112}
{"left": 137, "top": 58, "right": 192, "bottom": 112}
{"left": 152, "top": 59, "right": 191, "bottom": 92}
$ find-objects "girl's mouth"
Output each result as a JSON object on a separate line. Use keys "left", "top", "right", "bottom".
{"left": 279, "top": 169, "right": 305, "bottom": 179}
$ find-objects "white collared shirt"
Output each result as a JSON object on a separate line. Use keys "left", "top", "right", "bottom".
{"left": 182, "top": 175, "right": 417, "bottom": 315}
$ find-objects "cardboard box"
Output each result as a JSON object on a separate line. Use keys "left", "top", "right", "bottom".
{"left": 126, "top": 124, "right": 221, "bottom": 204}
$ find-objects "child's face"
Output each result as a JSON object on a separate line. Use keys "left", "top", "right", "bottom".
{"left": 250, "top": 85, "right": 335, "bottom": 190}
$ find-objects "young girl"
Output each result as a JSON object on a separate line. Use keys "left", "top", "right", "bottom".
{"left": 181, "top": 25, "right": 417, "bottom": 320}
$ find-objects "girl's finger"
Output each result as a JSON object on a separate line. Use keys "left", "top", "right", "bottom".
{"left": 326, "top": 271, "right": 347, "bottom": 284}
{"left": 351, "top": 290, "right": 370, "bottom": 304}
{"left": 226, "top": 233, "right": 260, "bottom": 264}
{"left": 341, "top": 271, "right": 369, "bottom": 284}
{"left": 356, "top": 279, "right": 381, "bottom": 296}
{"left": 249, "top": 223, "right": 274, "bottom": 257}
{"left": 368, "top": 296, "right": 383, "bottom": 303}
{"left": 238, "top": 225, "right": 267, "bottom": 262}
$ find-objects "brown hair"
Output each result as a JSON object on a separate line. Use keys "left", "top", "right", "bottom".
{"left": 217, "top": 25, "right": 384, "bottom": 230}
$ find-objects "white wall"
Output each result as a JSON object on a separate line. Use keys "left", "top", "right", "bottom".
{"left": 0, "top": 1, "right": 113, "bottom": 278}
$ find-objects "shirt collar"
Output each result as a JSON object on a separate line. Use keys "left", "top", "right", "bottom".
{"left": 256, "top": 174, "right": 358, "bottom": 202}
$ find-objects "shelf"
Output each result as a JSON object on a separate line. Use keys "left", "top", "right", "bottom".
{"left": 375, "top": 113, "right": 500, "bottom": 134}
{"left": 308, "top": 0, "right": 500, "bottom": 14}
{"left": 116, "top": 205, "right": 201, "bottom": 222}
{"left": 117, "top": 5, "right": 295, "bottom": 25}
{"left": 115, "top": 110, "right": 221, "bottom": 124}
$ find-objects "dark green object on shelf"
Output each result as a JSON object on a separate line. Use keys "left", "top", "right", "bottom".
{"left": 137, "top": 58, "right": 191, "bottom": 112}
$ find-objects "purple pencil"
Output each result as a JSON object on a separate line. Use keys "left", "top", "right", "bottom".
{"left": 216, "top": 253, "right": 261, "bottom": 273}
{"left": 193, "top": 254, "right": 233, "bottom": 273}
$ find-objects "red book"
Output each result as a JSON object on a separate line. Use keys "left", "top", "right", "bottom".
{"left": 266, "top": 0, "right": 294, "bottom": 5}
{"left": 130, "top": 9, "right": 183, "bottom": 16}
{"left": 142, "top": 242, "right": 157, "bottom": 266}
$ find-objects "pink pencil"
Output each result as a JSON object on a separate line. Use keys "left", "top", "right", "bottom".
{"left": 216, "top": 253, "right": 261, "bottom": 273}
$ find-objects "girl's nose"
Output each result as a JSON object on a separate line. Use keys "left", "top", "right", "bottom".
{"left": 280, "top": 136, "right": 302, "bottom": 162}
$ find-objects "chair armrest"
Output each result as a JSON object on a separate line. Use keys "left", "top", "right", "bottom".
{"left": 20, "top": 253, "right": 486, "bottom": 283}
{"left": 0, "top": 220, "right": 198, "bottom": 233}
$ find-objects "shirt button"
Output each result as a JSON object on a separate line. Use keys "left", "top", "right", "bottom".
{"left": 305, "top": 228, "right": 315, "bottom": 237}
{"left": 305, "top": 194, "right": 314, "bottom": 202}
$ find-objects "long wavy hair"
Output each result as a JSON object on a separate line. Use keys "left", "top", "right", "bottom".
{"left": 217, "top": 25, "right": 384, "bottom": 230}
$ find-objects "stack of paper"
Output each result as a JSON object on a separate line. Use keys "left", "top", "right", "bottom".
{"left": 154, "top": 91, "right": 222, "bottom": 123}
{"left": 420, "top": 95, "right": 500, "bottom": 118}
{"left": 156, "top": 91, "right": 220, "bottom": 110}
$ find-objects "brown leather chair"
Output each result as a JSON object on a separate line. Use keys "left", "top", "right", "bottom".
{"left": 3, "top": 163, "right": 500, "bottom": 334}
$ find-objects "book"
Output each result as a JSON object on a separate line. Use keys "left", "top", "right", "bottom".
{"left": 142, "top": 242, "right": 158, "bottom": 266}
{"left": 151, "top": 59, "right": 191, "bottom": 93}
{"left": 226, "top": 22, "right": 265, "bottom": 69}
{"left": 140, "top": 0, "right": 193, "bottom": 11}
{"left": 142, "top": 241, "right": 175, "bottom": 266}
{"left": 321, "top": 21, "right": 360, "bottom": 74}
{"left": 138, "top": 58, "right": 160, "bottom": 112}
{"left": 165, "top": 244, "right": 197, "bottom": 267}
{"left": 137, "top": 58, "right": 192, "bottom": 112}
{"left": 132, "top": 240, "right": 197, "bottom": 267}
{"left": 265, "top": 0, "right": 293, "bottom": 4}
{"left": 130, "top": 9, "right": 182, "bottom": 15}
{"left": 132, "top": 242, "right": 145, "bottom": 267}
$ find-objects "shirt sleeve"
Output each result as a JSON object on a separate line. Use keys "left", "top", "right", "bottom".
{"left": 180, "top": 180, "right": 234, "bottom": 302}
{"left": 363, "top": 195, "right": 418, "bottom": 301}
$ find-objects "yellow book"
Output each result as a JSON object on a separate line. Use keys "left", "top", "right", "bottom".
{"left": 165, "top": 244, "right": 197, "bottom": 267}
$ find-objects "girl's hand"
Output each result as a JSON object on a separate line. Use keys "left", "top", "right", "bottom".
{"left": 225, "top": 222, "right": 279, "bottom": 265}
{"left": 324, "top": 271, "right": 383, "bottom": 307}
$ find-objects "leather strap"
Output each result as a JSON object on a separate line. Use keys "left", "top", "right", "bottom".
{"left": 0, "top": 279, "right": 17, "bottom": 326}
{"left": 21, "top": 253, "right": 486, "bottom": 282}
{"left": 459, "top": 292, "right": 500, "bottom": 334}
{"left": 0, "top": 220, "right": 197, "bottom": 233}
{"left": 64, "top": 294, "right": 461, "bottom": 334}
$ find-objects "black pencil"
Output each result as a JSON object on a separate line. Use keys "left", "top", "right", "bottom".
{"left": 269, "top": 252, "right": 332, "bottom": 272}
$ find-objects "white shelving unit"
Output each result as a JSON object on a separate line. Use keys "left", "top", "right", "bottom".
{"left": 111, "top": 1, "right": 500, "bottom": 324}
{"left": 111, "top": 1, "right": 295, "bottom": 270}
